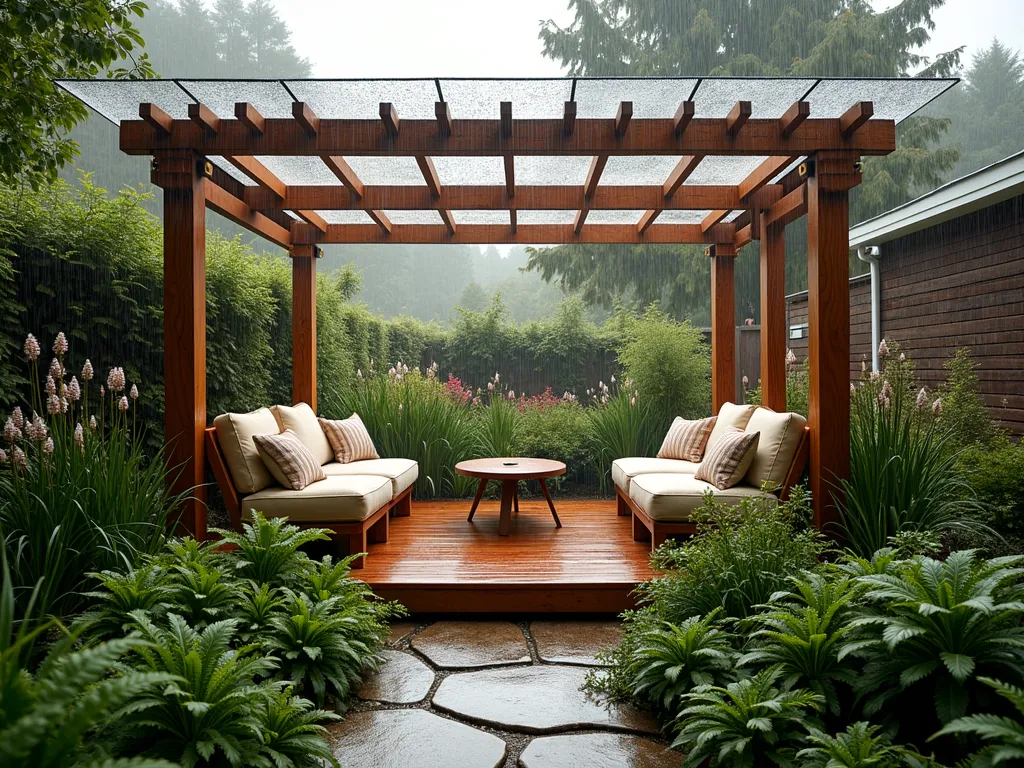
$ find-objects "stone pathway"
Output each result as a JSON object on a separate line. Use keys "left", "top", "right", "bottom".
{"left": 329, "top": 618, "right": 680, "bottom": 768}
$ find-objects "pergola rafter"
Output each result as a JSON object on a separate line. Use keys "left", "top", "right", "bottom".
{"left": 56, "top": 74, "right": 957, "bottom": 538}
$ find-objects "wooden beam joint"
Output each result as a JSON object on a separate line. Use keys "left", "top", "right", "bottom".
{"left": 726, "top": 101, "right": 752, "bottom": 136}
{"left": 380, "top": 102, "right": 400, "bottom": 137}
{"left": 292, "top": 102, "right": 320, "bottom": 136}
{"left": 615, "top": 101, "right": 633, "bottom": 137}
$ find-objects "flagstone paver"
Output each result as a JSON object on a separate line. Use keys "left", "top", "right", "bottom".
{"left": 432, "top": 665, "right": 659, "bottom": 734}
{"left": 519, "top": 733, "right": 680, "bottom": 768}
{"left": 412, "top": 620, "right": 531, "bottom": 668}
{"left": 358, "top": 650, "right": 434, "bottom": 704}
{"left": 328, "top": 709, "right": 506, "bottom": 768}
{"left": 530, "top": 620, "right": 623, "bottom": 665}
{"left": 388, "top": 621, "right": 418, "bottom": 646}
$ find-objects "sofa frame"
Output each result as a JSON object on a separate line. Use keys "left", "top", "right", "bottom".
{"left": 616, "top": 422, "right": 810, "bottom": 551}
{"left": 204, "top": 427, "right": 411, "bottom": 569}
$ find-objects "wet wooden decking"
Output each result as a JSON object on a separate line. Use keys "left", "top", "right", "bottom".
{"left": 355, "top": 499, "right": 656, "bottom": 614}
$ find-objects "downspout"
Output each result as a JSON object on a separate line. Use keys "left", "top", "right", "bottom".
{"left": 857, "top": 246, "right": 882, "bottom": 372}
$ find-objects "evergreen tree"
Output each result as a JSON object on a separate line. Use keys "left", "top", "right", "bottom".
{"left": 528, "top": 0, "right": 964, "bottom": 311}
{"left": 246, "top": 0, "right": 311, "bottom": 77}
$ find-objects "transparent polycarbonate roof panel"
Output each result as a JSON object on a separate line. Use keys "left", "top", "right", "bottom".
{"left": 724, "top": 210, "right": 743, "bottom": 223}
{"left": 440, "top": 79, "right": 572, "bottom": 119}
{"left": 657, "top": 210, "right": 713, "bottom": 225}
{"left": 179, "top": 80, "right": 293, "bottom": 119}
{"left": 384, "top": 210, "right": 444, "bottom": 225}
{"left": 517, "top": 210, "right": 577, "bottom": 225}
{"left": 284, "top": 211, "right": 303, "bottom": 221}
{"left": 587, "top": 210, "right": 644, "bottom": 225}
{"left": 56, "top": 79, "right": 193, "bottom": 124}
{"left": 343, "top": 156, "right": 426, "bottom": 186}
{"left": 316, "top": 210, "right": 374, "bottom": 224}
{"left": 804, "top": 78, "right": 957, "bottom": 123}
{"left": 574, "top": 78, "right": 699, "bottom": 118}
{"left": 451, "top": 210, "right": 511, "bottom": 225}
{"left": 208, "top": 156, "right": 256, "bottom": 186}
{"left": 602, "top": 156, "right": 684, "bottom": 186}
{"left": 515, "top": 156, "right": 593, "bottom": 186}
{"left": 432, "top": 156, "right": 505, "bottom": 186}
{"left": 254, "top": 156, "right": 342, "bottom": 185}
{"left": 284, "top": 80, "right": 437, "bottom": 119}
{"left": 691, "top": 78, "right": 817, "bottom": 118}
{"left": 685, "top": 156, "right": 770, "bottom": 185}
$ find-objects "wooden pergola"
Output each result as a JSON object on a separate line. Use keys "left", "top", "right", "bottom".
{"left": 59, "top": 76, "right": 955, "bottom": 538}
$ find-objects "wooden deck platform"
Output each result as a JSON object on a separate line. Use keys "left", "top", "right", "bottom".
{"left": 354, "top": 499, "right": 656, "bottom": 614}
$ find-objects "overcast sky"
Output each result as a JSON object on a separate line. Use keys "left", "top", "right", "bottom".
{"left": 266, "top": 0, "right": 1023, "bottom": 79}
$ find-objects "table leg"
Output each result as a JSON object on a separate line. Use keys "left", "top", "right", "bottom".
{"left": 468, "top": 478, "right": 487, "bottom": 522}
{"left": 513, "top": 485, "right": 519, "bottom": 515}
{"left": 499, "top": 479, "right": 516, "bottom": 536}
{"left": 539, "top": 479, "right": 562, "bottom": 528}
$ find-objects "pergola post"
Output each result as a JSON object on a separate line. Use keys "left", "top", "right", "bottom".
{"left": 710, "top": 243, "right": 737, "bottom": 412}
{"left": 291, "top": 244, "right": 318, "bottom": 410}
{"left": 806, "top": 153, "right": 860, "bottom": 530}
{"left": 759, "top": 213, "right": 787, "bottom": 411}
{"left": 154, "top": 150, "right": 207, "bottom": 538}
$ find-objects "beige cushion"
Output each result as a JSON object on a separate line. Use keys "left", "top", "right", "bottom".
{"left": 214, "top": 408, "right": 280, "bottom": 494}
{"left": 695, "top": 427, "right": 760, "bottom": 490}
{"left": 319, "top": 414, "right": 380, "bottom": 464}
{"left": 657, "top": 416, "right": 716, "bottom": 461}
{"left": 243, "top": 475, "right": 392, "bottom": 523}
{"left": 253, "top": 429, "right": 327, "bottom": 491}
{"left": 629, "top": 473, "right": 772, "bottom": 521}
{"left": 612, "top": 457, "right": 701, "bottom": 493}
{"left": 707, "top": 402, "right": 758, "bottom": 451}
{"left": 322, "top": 458, "right": 418, "bottom": 498}
{"left": 744, "top": 409, "right": 808, "bottom": 489}
{"left": 272, "top": 403, "right": 333, "bottom": 465}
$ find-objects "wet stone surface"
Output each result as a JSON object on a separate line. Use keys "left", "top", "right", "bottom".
{"left": 530, "top": 620, "right": 623, "bottom": 665}
{"left": 519, "top": 733, "right": 681, "bottom": 768}
{"left": 412, "top": 620, "right": 531, "bottom": 668}
{"left": 432, "top": 665, "right": 659, "bottom": 734}
{"left": 388, "top": 621, "right": 418, "bottom": 647}
{"left": 358, "top": 650, "right": 434, "bottom": 704}
{"left": 329, "top": 709, "right": 506, "bottom": 768}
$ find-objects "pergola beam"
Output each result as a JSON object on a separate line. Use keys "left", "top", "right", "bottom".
{"left": 840, "top": 101, "right": 873, "bottom": 137}
{"left": 292, "top": 102, "right": 319, "bottom": 136}
{"left": 637, "top": 208, "right": 661, "bottom": 234}
{"left": 615, "top": 101, "right": 633, "bottom": 136}
{"left": 287, "top": 221, "right": 735, "bottom": 245}
{"left": 779, "top": 101, "right": 810, "bottom": 137}
{"left": 235, "top": 102, "right": 265, "bottom": 134}
{"left": 322, "top": 155, "right": 365, "bottom": 198}
{"left": 416, "top": 155, "right": 442, "bottom": 197}
{"left": 139, "top": 103, "right": 173, "bottom": 135}
{"left": 673, "top": 101, "right": 695, "bottom": 135}
{"left": 663, "top": 155, "right": 703, "bottom": 198}
{"left": 225, "top": 155, "right": 286, "bottom": 198}
{"left": 503, "top": 154, "right": 515, "bottom": 199}
{"left": 584, "top": 156, "right": 608, "bottom": 198}
{"left": 296, "top": 210, "right": 328, "bottom": 232}
{"left": 120, "top": 116, "right": 898, "bottom": 156}
{"left": 738, "top": 155, "right": 798, "bottom": 201}
{"left": 380, "top": 102, "right": 400, "bottom": 137}
{"left": 701, "top": 209, "right": 730, "bottom": 233}
{"left": 563, "top": 101, "right": 576, "bottom": 136}
{"left": 243, "top": 182, "right": 752, "bottom": 212}
{"left": 435, "top": 101, "right": 453, "bottom": 136}
{"left": 204, "top": 180, "right": 292, "bottom": 248}
{"left": 188, "top": 103, "right": 221, "bottom": 134}
{"left": 726, "top": 101, "right": 752, "bottom": 136}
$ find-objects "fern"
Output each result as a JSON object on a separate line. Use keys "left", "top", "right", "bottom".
{"left": 798, "top": 722, "right": 931, "bottom": 768}
{"left": 79, "top": 564, "right": 174, "bottom": 641}
{"left": 213, "top": 512, "right": 330, "bottom": 587}
{"left": 932, "top": 677, "right": 1024, "bottom": 766}
{"left": 258, "top": 686, "right": 340, "bottom": 768}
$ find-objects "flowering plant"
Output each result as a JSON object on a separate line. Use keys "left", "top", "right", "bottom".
{"left": 1, "top": 332, "right": 181, "bottom": 629}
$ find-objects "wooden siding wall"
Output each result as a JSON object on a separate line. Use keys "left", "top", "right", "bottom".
{"left": 788, "top": 193, "right": 1024, "bottom": 434}
{"left": 788, "top": 276, "right": 872, "bottom": 381}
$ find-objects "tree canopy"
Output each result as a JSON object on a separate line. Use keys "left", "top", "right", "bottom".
{"left": 0, "top": 0, "right": 153, "bottom": 188}
{"left": 528, "top": 0, "right": 964, "bottom": 315}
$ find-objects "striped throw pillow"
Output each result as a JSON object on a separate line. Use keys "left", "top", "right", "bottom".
{"left": 657, "top": 416, "right": 716, "bottom": 461}
{"left": 252, "top": 429, "right": 327, "bottom": 491}
{"left": 695, "top": 426, "right": 760, "bottom": 490}
{"left": 318, "top": 413, "right": 380, "bottom": 464}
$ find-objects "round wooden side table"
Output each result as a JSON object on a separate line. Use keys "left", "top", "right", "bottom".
{"left": 454, "top": 458, "right": 566, "bottom": 536}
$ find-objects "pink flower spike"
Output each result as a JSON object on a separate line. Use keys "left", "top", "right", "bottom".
{"left": 916, "top": 387, "right": 928, "bottom": 409}
{"left": 43, "top": 437, "right": 54, "bottom": 455}
{"left": 850, "top": 383, "right": 856, "bottom": 397}
{"left": 47, "top": 394, "right": 60, "bottom": 415}
{"left": 74, "top": 423, "right": 85, "bottom": 453}
{"left": 12, "top": 445, "right": 26, "bottom": 469}
{"left": 53, "top": 332, "right": 68, "bottom": 355}
{"left": 67, "top": 377, "right": 81, "bottom": 401}
{"left": 117, "top": 396, "right": 129, "bottom": 412}
{"left": 100, "top": 385, "right": 105, "bottom": 398}
{"left": 3, "top": 418, "right": 19, "bottom": 443}
{"left": 90, "top": 415, "right": 97, "bottom": 430}
{"left": 786, "top": 349, "right": 797, "bottom": 366}
{"left": 0, "top": 448, "right": 7, "bottom": 464}
{"left": 45, "top": 375, "right": 56, "bottom": 395}
{"left": 23, "top": 334, "right": 40, "bottom": 361}
{"left": 81, "top": 359, "right": 94, "bottom": 381}
{"left": 130, "top": 384, "right": 139, "bottom": 400}
{"left": 11, "top": 407, "right": 23, "bottom": 429}
{"left": 933, "top": 397, "right": 943, "bottom": 416}
{"left": 878, "top": 339, "right": 889, "bottom": 359}
{"left": 106, "top": 367, "right": 125, "bottom": 392}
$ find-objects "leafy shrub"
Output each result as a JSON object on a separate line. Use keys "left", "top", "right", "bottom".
{"left": 514, "top": 399, "right": 597, "bottom": 490}
{"left": 798, "top": 722, "right": 929, "bottom": 768}
{"left": 672, "top": 666, "right": 824, "bottom": 767}
{"left": 839, "top": 342, "right": 985, "bottom": 556}
{"left": 959, "top": 434, "right": 1024, "bottom": 548}
{"left": 933, "top": 677, "right": 1024, "bottom": 767}
{"left": 843, "top": 550, "right": 1024, "bottom": 726}
{"left": 587, "top": 383, "right": 664, "bottom": 493}
{"left": 1, "top": 333, "right": 178, "bottom": 630}
{"left": 615, "top": 304, "right": 711, "bottom": 424}
{"left": 936, "top": 348, "right": 995, "bottom": 451}
{"left": 639, "top": 486, "right": 827, "bottom": 623}
{"left": 738, "top": 572, "right": 859, "bottom": 715}
{"left": 624, "top": 611, "right": 737, "bottom": 716}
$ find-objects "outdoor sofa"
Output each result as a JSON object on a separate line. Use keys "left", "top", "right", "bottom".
{"left": 205, "top": 403, "right": 416, "bottom": 568}
{"left": 614, "top": 402, "right": 809, "bottom": 550}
